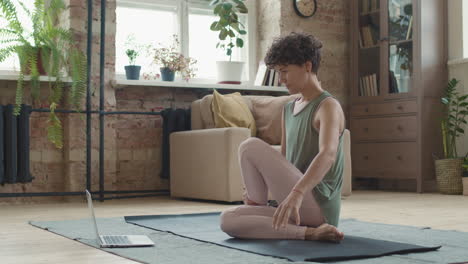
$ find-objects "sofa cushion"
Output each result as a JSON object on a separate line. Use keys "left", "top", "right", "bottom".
{"left": 211, "top": 90, "right": 257, "bottom": 136}
{"left": 245, "top": 94, "right": 299, "bottom": 145}
{"left": 199, "top": 94, "right": 216, "bottom": 129}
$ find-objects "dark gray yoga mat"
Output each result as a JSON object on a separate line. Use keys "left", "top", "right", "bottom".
{"left": 124, "top": 212, "right": 441, "bottom": 262}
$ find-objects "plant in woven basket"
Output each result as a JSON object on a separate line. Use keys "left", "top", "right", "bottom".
{"left": 0, "top": 0, "right": 87, "bottom": 149}
{"left": 440, "top": 78, "right": 468, "bottom": 159}
{"left": 434, "top": 78, "right": 468, "bottom": 194}
{"left": 463, "top": 153, "right": 468, "bottom": 177}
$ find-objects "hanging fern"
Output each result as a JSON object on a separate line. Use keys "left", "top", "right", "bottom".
{"left": 47, "top": 102, "right": 63, "bottom": 149}
{"left": 0, "top": 0, "right": 87, "bottom": 149}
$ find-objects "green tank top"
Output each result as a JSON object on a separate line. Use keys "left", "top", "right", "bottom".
{"left": 283, "top": 90, "right": 344, "bottom": 227}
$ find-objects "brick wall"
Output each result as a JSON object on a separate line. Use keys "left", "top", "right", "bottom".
{"left": 0, "top": 0, "right": 351, "bottom": 203}
{"left": 257, "top": 0, "right": 350, "bottom": 116}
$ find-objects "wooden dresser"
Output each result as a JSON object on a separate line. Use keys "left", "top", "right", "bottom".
{"left": 349, "top": 0, "right": 447, "bottom": 192}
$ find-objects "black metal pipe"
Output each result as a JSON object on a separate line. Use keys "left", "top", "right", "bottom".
{"left": 86, "top": 0, "right": 93, "bottom": 193}
{"left": 98, "top": 193, "right": 170, "bottom": 200}
{"left": 0, "top": 189, "right": 169, "bottom": 198}
{"left": 99, "top": 0, "right": 106, "bottom": 202}
{"left": 102, "top": 111, "right": 162, "bottom": 115}
{"left": 0, "top": 192, "right": 84, "bottom": 197}
{"left": 30, "top": 109, "right": 162, "bottom": 116}
{"left": 99, "top": 190, "right": 169, "bottom": 194}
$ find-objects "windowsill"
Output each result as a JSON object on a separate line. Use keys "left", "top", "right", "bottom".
{"left": 447, "top": 58, "right": 468, "bottom": 66}
{"left": 114, "top": 78, "right": 289, "bottom": 93}
{"left": 0, "top": 71, "right": 72, "bottom": 82}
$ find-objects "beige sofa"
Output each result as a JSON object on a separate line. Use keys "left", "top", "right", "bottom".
{"left": 170, "top": 94, "right": 352, "bottom": 202}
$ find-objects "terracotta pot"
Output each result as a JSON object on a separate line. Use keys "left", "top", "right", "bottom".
{"left": 18, "top": 46, "right": 49, "bottom": 76}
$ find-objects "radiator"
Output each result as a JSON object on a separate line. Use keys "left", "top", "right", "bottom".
{"left": 0, "top": 104, "right": 32, "bottom": 184}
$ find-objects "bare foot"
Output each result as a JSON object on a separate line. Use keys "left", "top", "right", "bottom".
{"left": 305, "top": 223, "right": 344, "bottom": 243}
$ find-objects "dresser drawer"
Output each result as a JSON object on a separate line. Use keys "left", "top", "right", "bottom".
{"left": 351, "top": 100, "right": 417, "bottom": 117}
{"left": 351, "top": 115, "right": 417, "bottom": 142}
{"left": 352, "top": 142, "right": 418, "bottom": 179}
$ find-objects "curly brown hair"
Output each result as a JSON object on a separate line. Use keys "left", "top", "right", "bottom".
{"left": 264, "top": 32, "right": 323, "bottom": 74}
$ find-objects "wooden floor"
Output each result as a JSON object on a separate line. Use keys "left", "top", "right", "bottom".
{"left": 0, "top": 190, "right": 467, "bottom": 264}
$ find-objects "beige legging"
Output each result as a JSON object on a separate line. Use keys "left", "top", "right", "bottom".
{"left": 219, "top": 137, "right": 326, "bottom": 240}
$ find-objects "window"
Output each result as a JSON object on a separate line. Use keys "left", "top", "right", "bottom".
{"left": 116, "top": 0, "right": 256, "bottom": 83}
{"left": 464, "top": 0, "right": 468, "bottom": 58}
{"left": 116, "top": 1, "right": 178, "bottom": 76}
{"left": 187, "top": 1, "right": 248, "bottom": 81}
{"left": 0, "top": 1, "right": 34, "bottom": 72}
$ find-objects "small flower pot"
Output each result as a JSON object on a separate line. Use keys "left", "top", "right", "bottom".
{"left": 160, "top": 67, "right": 175, "bottom": 81}
{"left": 124, "top": 65, "right": 141, "bottom": 80}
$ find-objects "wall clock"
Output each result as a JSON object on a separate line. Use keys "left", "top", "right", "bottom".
{"left": 293, "top": 0, "right": 317, "bottom": 18}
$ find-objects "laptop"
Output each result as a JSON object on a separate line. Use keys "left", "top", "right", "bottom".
{"left": 85, "top": 189, "right": 155, "bottom": 248}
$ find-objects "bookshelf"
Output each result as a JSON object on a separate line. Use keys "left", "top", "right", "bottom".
{"left": 350, "top": 0, "right": 447, "bottom": 193}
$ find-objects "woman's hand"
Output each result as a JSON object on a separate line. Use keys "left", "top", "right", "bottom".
{"left": 272, "top": 189, "right": 304, "bottom": 230}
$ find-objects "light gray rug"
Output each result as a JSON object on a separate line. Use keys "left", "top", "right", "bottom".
{"left": 30, "top": 215, "right": 468, "bottom": 264}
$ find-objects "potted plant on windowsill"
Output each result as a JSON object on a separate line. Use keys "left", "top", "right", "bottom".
{"left": 124, "top": 34, "right": 142, "bottom": 80}
{"left": 209, "top": 0, "right": 248, "bottom": 84}
{"left": 434, "top": 78, "right": 468, "bottom": 194}
{"left": 149, "top": 34, "right": 197, "bottom": 82}
{"left": 0, "top": 0, "right": 87, "bottom": 149}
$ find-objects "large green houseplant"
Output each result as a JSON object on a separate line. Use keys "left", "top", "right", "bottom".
{"left": 435, "top": 78, "right": 468, "bottom": 194}
{"left": 209, "top": 0, "right": 248, "bottom": 84}
{"left": 0, "top": 0, "right": 87, "bottom": 149}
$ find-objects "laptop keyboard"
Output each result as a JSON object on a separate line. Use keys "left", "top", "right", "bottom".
{"left": 102, "top": 235, "right": 131, "bottom": 245}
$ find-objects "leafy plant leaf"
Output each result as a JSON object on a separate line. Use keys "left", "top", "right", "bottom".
{"left": 236, "top": 37, "right": 243, "bottom": 47}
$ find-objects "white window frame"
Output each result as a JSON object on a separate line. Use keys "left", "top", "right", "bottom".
{"left": 116, "top": 0, "right": 257, "bottom": 85}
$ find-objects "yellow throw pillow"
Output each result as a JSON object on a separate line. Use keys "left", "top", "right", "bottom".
{"left": 211, "top": 89, "right": 257, "bottom": 137}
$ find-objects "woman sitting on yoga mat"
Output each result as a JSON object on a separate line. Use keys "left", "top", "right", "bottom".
{"left": 220, "top": 32, "right": 345, "bottom": 243}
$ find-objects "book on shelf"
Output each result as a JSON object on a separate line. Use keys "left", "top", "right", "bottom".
{"left": 273, "top": 69, "right": 280, "bottom": 86}
{"left": 254, "top": 63, "right": 283, "bottom": 87}
{"left": 362, "top": 0, "right": 369, "bottom": 13}
{"left": 406, "top": 15, "right": 413, "bottom": 40}
{"left": 366, "top": 75, "right": 372, "bottom": 96}
{"left": 254, "top": 62, "right": 267, "bottom": 86}
{"left": 359, "top": 30, "right": 364, "bottom": 48}
{"left": 362, "top": 0, "right": 378, "bottom": 14}
{"left": 266, "top": 69, "right": 275, "bottom": 86}
{"left": 372, "top": 74, "right": 378, "bottom": 95}
{"left": 359, "top": 73, "right": 378, "bottom": 96}
{"left": 360, "top": 26, "right": 376, "bottom": 47}
{"left": 370, "top": 0, "right": 378, "bottom": 12}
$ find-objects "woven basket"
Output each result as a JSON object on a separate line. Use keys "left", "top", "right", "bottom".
{"left": 463, "top": 178, "right": 468, "bottom": 196}
{"left": 435, "top": 158, "right": 463, "bottom": 194}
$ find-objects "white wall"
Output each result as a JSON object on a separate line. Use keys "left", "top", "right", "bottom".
{"left": 448, "top": 0, "right": 468, "bottom": 158}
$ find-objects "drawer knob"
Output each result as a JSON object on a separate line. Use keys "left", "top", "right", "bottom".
{"left": 397, "top": 155, "right": 402, "bottom": 160}
{"left": 364, "top": 107, "right": 369, "bottom": 112}
{"left": 397, "top": 105, "right": 404, "bottom": 110}
{"left": 364, "top": 155, "right": 369, "bottom": 160}
{"left": 364, "top": 127, "right": 369, "bottom": 132}
{"left": 397, "top": 125, "right": 403, "bottom": 131}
